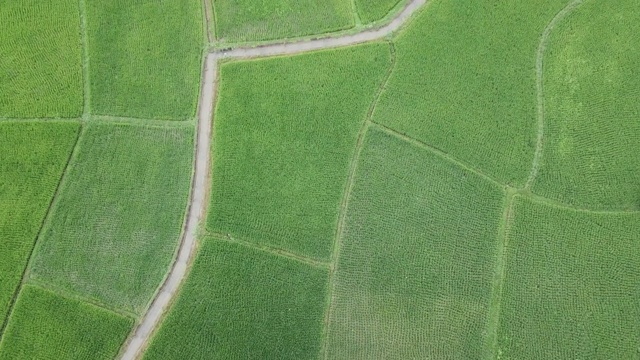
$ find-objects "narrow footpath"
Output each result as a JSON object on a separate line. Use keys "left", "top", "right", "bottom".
{"left": 120, "top": 1, "right": 426, "bottom": 358}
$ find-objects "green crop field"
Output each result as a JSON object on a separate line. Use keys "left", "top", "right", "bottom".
{"left": 212, "top": 0, "right": 353, "bottom": 43}
{"left": 208, "top": 43, "right": 391, "bottom": 260}
{"left": 532, "top": 0, "right": 640, "bottom": 210}
{"left": 355, "top": 0, "right": 402, "bottom": 24}
{"left": 144, "top": 238, "right": 328, "bottom": 359}
{"left": 0, "top": 284, "right": 132, "bottom": 360}
{"left": 0, "top": 122, "right": 79, "bottom": 325}
{"left": 373, "top": 0, "right": 569, "bottom": 186}
{"left": 0, "top": 0, "right": 83, "bottom": 118}
{"left": 87, "top": 0, "right": 202, "bottom": 119}
{"left": 326, "top": 128, "right": 504, "bottom": 359}
{"left": 28, "top": 123, "right": 194, "bottom": 314}
{"left": 497, "top": 197, "right": 640, "bottom": 359}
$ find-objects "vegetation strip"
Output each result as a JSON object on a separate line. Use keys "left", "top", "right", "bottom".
{"left": 525, "top": 0, "right": 584, "bottom": 189}
{"left": 78, "top": 0, "right": 90, "bottom": 119}
{"left": 0, "top": 124, "right": 83, "bottom": 341}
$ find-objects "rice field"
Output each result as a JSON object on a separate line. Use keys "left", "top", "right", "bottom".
{"left": 28, "top": 123, "right": 194, "bottom": 314}
{"left": 0, "top": 284, "right": 132, "bottom": 360}
{"left": 0, "top": 0, "right": 83, "bottom": 118}
{"left": 531, "top": 0, "right": 640, "bottom": 210}
{"left": 143, "top": 238, "right": 328, "bottom": 359}
{"left": 212, "top": 0, "right": 354, "bottom": 43}
{"left": 373, "top": 0, "right": 569, "bottom": 186}
{"left": 87, "top": 0, "right": 202, "bottom": 119}
{"left": 0, "top": 122, "right": 79, "bottom": 326}
{"left": 208, "top": 43, "right": 391, "bottom": 260}
{"left": 325, "top": 127, "right": 504, "bottom": 359}
{"left": 497, "top": 197, "right": 640, "bottom": 359}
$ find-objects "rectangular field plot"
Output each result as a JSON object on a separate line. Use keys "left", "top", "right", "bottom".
{"left": 213, "top": 0, "right": 353, "bottom": 43}
{"left": 497, "top": 197, "right": 640, "bottom": 359}
{"left": 144, "top": 238, "right": 328, "bottom": 360}
{"left": 0, "top": 285, "right": 132, "bottom": 360}
{"left": 0, "top": 122, "right": 79, "bottom": 325}
{"left": 373, "top": 0, "right": 568, "bottom": 186}
{"left": 87, "top": 0, "right": 202, "bottom": 119}
{"left": 325, "top": 127, "right": 504, "bottom": 359}
{"left": 0, "top": 0, "right": 83, "bottom": 118}
{"left": 355, "top": 0, "right": 402, "bottom": 24}
{"left": 208, "top": 43, "right": 392, "bottom": 260}
{"left": 29, "top": 123, "right": 194, "bottom": 314}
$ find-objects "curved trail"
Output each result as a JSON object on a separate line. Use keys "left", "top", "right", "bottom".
{"left": 119, "top": 1, "right": 426, "bottom": 358}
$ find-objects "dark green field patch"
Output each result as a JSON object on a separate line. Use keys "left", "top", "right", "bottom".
{"left": 0, "top": 285, "right": 132, "bottom": 360}
{"left": 326, "top": 127, "right": 504, "bottom": 359}
{"left": 29, "top": 123, "right": 193, "bottom": 314}
{"left": 144, "top": 238, "right": 328, "bottom": 360}
{"left": 0, "top": 0, "right": 83, "bottom": 118}
{"left": 497, "top": 197, "right": 640, "bottom": 359}
{"left": 0, "top": 122, "right": 79, "bottom": 326}
{"left": 208, "top": 43, "right": 391, "bottom": 260}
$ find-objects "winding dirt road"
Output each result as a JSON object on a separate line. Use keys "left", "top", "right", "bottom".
{"left": 119, "top": 1, "right": 426, "bottom": 358}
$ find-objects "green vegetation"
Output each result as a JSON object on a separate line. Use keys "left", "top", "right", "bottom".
{"left": 0, "top": 0, "right": 82, "bottom": 118}
{"left": 212, "top": 0, "right": 353, "bottom": 43}
{"left": 355, "top": 0, "right": 401, "bottom": 24}
{"left": 87, "top": 0, "right": 202, "bottom": 120}
{"left": 326, "top": 128, "right": 504, "bottom": 359}
{"left": 373, "top": 0, "right": 568, "bottom": 186}
{"left": 144, "top": 238, "right": 328, "bottom": 360}
{"left": 208, "top": 43, "right": 391, "bottom": 260}
{"left": 497, "top": 197, "right": 640, "bottom": 359}
{"left": 532, "top": 0, "right": 640, "bottom": 210}
{"left": 0, "top": 122, "right": 79, "bottom": 325}
{"left": 0, "top": 284, "right": 132, "bottom": 360}
{"left": 29, "top": 123, "right": 193, "bottom": 314}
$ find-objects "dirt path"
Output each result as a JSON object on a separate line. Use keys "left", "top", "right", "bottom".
{"left": 120, "top": 1, "right": 425, "bottom": 358}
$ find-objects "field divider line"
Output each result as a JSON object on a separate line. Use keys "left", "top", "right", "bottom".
{"left": 525, "top": 0, "right": 584, "bottom": 189}
{"left": 0, "top": 117, "right": 83, "bottom": 123}
{"left": 0, "top": 124, "right": 84, "bottom": 341}
{"left": 202, "top": 0, "right": 213, "bottom": 44}
{"left": 320, "top": 41, "right": 396, "bottom": 359}
{"left": 350, "top": 0, "right": 362, "bottom": 26}
{"left": 484, "top": 189, "right": 516, "bottom": 359}
{"left": 78, "top": 0, "right": 90, "bottom": 119}
{"left": 213, "top": 0, "right": 425, "bottom": 60}
{"left": 118, "top": 53, "right": 217, "bottom": 360}
{"left": 210, "top": 233, "right": 330, "bottom": 269}
{"left": 90, "top": 115, "right": 196, "bottom": 128}
{"left": 370, "top": 121, "right": 506, "bottom": 189}
{"left": 522, "top": 191, "right": 640, "bottom": 215}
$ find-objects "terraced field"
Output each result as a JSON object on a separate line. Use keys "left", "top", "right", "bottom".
{"left": 1, "top": 0, "right": 639, "bottom": 359}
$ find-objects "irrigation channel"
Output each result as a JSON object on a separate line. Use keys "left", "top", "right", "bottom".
{"left": 119, "top": 0, "right": 427, "bottom": 358}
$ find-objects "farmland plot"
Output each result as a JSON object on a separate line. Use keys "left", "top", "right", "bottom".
{"left": 212, "top": 0, "right": 353, "bottom": 43}
{"left": 0, "top": 122, "right": 79, "bottom": 326}
{"left": 532, "top": 0, "right": 640, "bottom": 210}
{"left": 355, "top": 0, "right": 402, "bottom": 24}
{"left": 29, "top": 123, "right": 193, "bottom": 314}
{"left": 0, "top": 0, "right": 83, "bottom": 118}
{"left": 0, "top": 285, "right": 132, "bottom": 360}
{"left": 87, "top": 0, "right": 202, "bottom": 119}
{"left": 325, "top": 128, "right": 504, "bottom": 359}
{"left": 208, "top": 43, "right": 391, "bottom": 260}
{"left": 497, "top": 197, "right": 640, "bottom": 359}
{"left": 144, "top": 238, "right": 328, "bottom": 360}
{"left": 373, "top": 0, "right": 569, "bottom": 186}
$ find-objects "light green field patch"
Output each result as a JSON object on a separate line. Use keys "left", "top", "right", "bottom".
{"left": 0, "top": 285, "right": 132, "bottom": 360}
{"left": 497, "top": 197, "right": 640, "bottom": 359}
{"left": 208, "top": 43, "right": 391, "bottom": 260}
{"left": 144, "top": 238, "right": 328, "bottom": 360}
{"left": 0, "top": 0, "right": 83, "bottom": 118}
{"left": 212, "top": 0, "right": 354, "bottom": 43}
{"left": 87, "top": 0, "right": 202, "bottom": 119}
{"left": 532, "top": 0, "right": 640, "bottom": 210}
{"left": 326, "top": 128, "right": 504, "bottom": 359}
{"left": 0, "top": 122, "right": 79, "bottom": 326}
{"left": 374, "top": 0, "right": 568, "bottom": 186}
{"left": 29, "top": 123, "right": 193, "bottom": 314}
{"left": 355, "top": 0, "right": 401, "bottom": 24}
